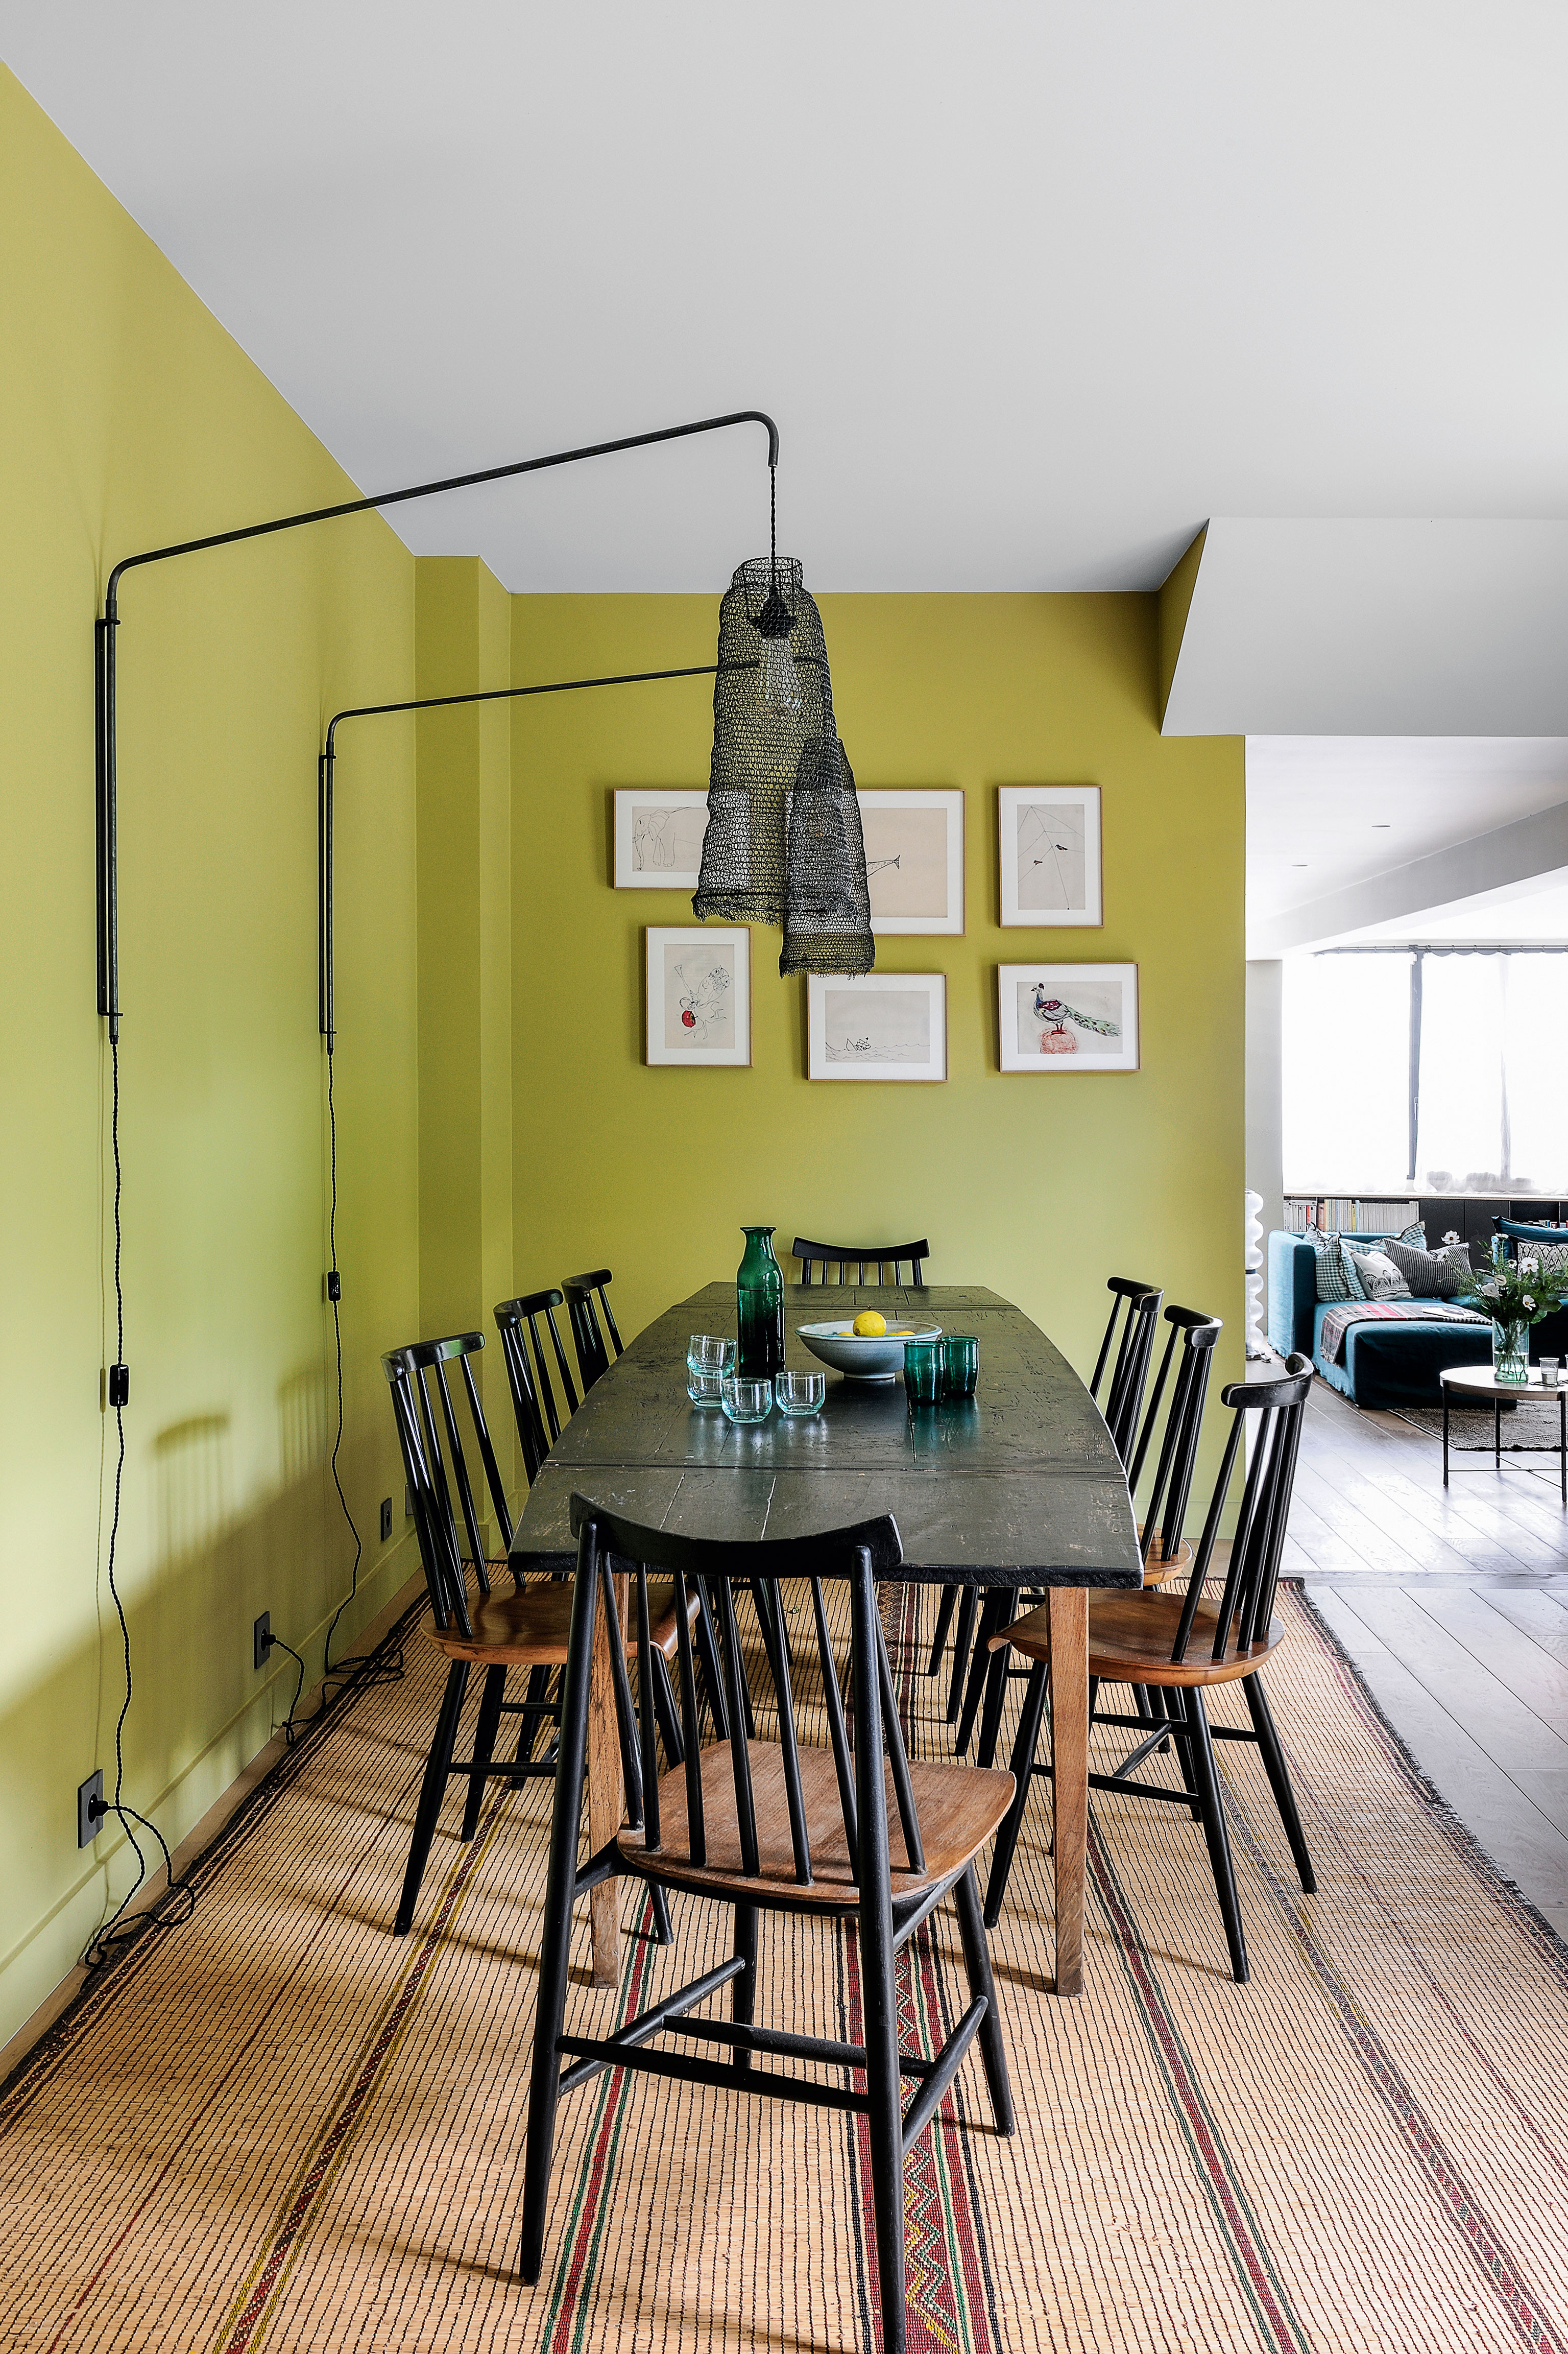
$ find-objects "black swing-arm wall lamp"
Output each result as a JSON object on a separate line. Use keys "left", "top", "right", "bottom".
{"left": 317, "top": 658, "right": 756, "bottom": 1045}
{"left": 94, "top": 408, "right": 783, "bottom": 1042}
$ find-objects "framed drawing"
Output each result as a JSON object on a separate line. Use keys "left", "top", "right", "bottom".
{"left": 645, "top": 928, "right": 751, "bottom": 1066}
{"left": 855, "top": 789, "right": 964, "bottom": 935}
{"left": 614, "top": 790, "right": 710, "bottom": 888}
{"left": 998, "top": 785, "right": 1102, "bottom": 926}
{"left": 998, "top": 963, "right": 1139, "bottom": 1073}
{"left": 807, "top": 971, "right": 947, "bottom": 1082}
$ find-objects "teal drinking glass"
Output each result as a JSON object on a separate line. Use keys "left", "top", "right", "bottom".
{"left": 940, "top": 1335, "right": 978, "bottom": 1400}
{"left": 903, "top": 1337, "right": 941, "bottom": 1408}
{"left": 687, "top": 1333, "right": 736, "bottom": 1405}
{"left": 720, "top": 1372, "right": 773, "bottom": 1424}
{"left": 775, "top": 1369, "right": 826, "bottom": 1416}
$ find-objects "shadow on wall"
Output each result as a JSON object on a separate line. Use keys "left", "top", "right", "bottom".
{"left": 0, "top": 1393, "right": 402, "bottom": 2008}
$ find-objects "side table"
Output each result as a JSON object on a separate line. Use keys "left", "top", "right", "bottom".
{"left": 1439, "top": 1364, "right": 1567, "bottom": 1504}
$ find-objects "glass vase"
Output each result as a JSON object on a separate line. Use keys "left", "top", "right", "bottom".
{"left": 1491, "top": 1317, "right": 1530, "bottom": 1385}
{"left": 737, "top": 1226, "right": 785, "bottom": 1380}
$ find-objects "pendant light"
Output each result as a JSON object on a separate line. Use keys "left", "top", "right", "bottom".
{"left": 692, "top": 494, "right": 874, "bottom": 974}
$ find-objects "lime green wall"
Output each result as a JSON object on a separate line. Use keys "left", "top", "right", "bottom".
{"left": 0, "top": 67, "right": 421, "bottom": 2040}
{"left": 509, "top": 592, "right": 1245, "bottom": 1433}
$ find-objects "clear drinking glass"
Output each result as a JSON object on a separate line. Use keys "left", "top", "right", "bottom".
{"left": 720, "top": 1372, "right": 774, "bottom": 1424}
{"left": 940, "top": 1335, "right": 979, "bottom": 1400}
{"left": 775, "top": 1369, "right": 826, "bottom": 1416}
{"left": 1541, "top": 1357, "right": 1560, "bottom": 1388}
{"left": 903, "top": 1338, "right": 941, "bottom": 1408}
{"left": 686, "top": 1333, "right": 736, "bottom": 1405}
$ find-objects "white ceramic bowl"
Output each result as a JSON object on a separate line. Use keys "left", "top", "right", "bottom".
{"left": 795, "top": 1319, "right": 943, "bottom": 1384}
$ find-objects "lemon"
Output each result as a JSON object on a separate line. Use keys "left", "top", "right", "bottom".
{"left": 852, "top": 1310, "right": 887, "bottom": 1337}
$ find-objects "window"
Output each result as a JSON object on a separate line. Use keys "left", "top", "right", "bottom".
{"left": 1283, "top": 946, "right": 1568, "bottom": 1193}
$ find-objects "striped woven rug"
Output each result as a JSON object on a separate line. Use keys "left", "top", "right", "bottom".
{"left": 4, "top": 1580, "right": 1567, "bottom": 2354}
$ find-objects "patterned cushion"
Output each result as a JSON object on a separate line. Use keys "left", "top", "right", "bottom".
{"left": 1308, "top": 1230, "right": 1356, "bottom": 1303}
{"left": 1396, "top": 1221, "right": 1426, "bottom": 1247}
{"left": 1384, "top": 1238, "right": 1465, "bottom": 1299}
{"left": 1345, "top": 1247, "right": 1412, "bottom": 1302}
{"left": 1516, "top": 1238, "right": 1568, "bottom": 1283}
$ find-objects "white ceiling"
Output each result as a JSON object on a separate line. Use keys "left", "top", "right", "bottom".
{"left": 1248, "top": 738, "right": 1568, "bottom": 928}
{"left": 6, "top": 1, "right": 1568, "bottom": 593}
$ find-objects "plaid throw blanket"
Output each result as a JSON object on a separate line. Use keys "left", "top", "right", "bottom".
{"left": 1319, "top": 1298, "right": 1487, "bottom": 1367}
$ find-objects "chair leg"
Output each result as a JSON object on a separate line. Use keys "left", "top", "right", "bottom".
{"left": 926, "top": 1580, "right": 959, "bottom": 1676}
{"left": 1242, "top": 1675, "right": 1316, "bottom": 1893}
{"left": 520, "top": 1553, "right": 599, "bottom": 2286}
{"left": 395, "top": 1658, "right": 468, "bottom": 1936}
{"left": 953, "top": 1863, "right": 1014, "bottom": 2134}
{"left": 955, "top": 1592, "right": 1007, "bottom": 1752}
{"left": 984, "top": 1658, "right": 1051, "bottom": 1928}
{"left": 732, "top": 1901, "right": 758, "bottom": 2075}
{"left": 462, "top": 1665, "right": 508, "bottom": 1841}
{"left": 510, "top": 1665, "right": 555, "bottom": 1782}
{"left": 946, "top": 1586, "right": 978, "bottom": 1722}
{"left": 974, "top": 1594, "right": 1020, "bottom": 1769}
{"left": 1182, "top": 1687, "right": 1249, "bottom": 1984}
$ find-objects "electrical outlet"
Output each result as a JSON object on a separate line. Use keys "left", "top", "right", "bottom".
{"left": 380, "top": 1496, "right": 394, "bottom": 1542}
{"left": 78, "top": 1770, "right": 104, "bottom": 1848}
{"left": 404, "top": 1482, "right": 413, "bottom": 1517}
{"left": 254, "top": 1611, "right": 273, "bottom": 1672}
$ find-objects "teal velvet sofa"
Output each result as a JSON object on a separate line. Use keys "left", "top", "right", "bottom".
{"left": 1267, "top": 1231, "right": 1493, "bottom": 1408}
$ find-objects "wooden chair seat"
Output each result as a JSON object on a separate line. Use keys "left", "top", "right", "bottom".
{"left": 427, "top": 1571, "right": 693, "bottom": 1668}
{"left": 1138, "top": 1524, "right": 1192, "bottom": 1586}
{"left": 1001, "top": 1588, "right": 1283, "bottom": 1688}
{"left": 618, "top": 1740, "right": 1015, "bottom": 1909}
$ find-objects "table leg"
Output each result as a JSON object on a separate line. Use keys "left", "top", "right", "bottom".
{"left": 587, "top": 1571, "right": 626, "bottom": 1987}
{"left": 1046, "top": 1588, "right": 1089, "bottom": 1998}
{"left": 1442, "top": 1391, "right": 1450, "bottom": 1487}
{"left": 1495, "top": 1398, "right": 1501, "bottom": 1470}
{"left": 1560, "top": 1392, "right": 1565, "bottom": 1506}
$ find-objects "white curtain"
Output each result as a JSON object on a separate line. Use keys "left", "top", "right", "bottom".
{"left": 1282, "top": 952, "right": 1412, "bottom": 1193}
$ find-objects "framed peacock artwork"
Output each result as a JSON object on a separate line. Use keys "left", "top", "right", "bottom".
{"left": 997, "top": 963, "right": 1139, "bottom": 1072}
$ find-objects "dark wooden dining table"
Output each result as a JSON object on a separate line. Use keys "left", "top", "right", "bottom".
{"left": 511, "top": 1282, "right": 1142, "bottom": 1995}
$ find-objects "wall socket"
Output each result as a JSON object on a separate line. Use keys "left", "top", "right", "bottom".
{"left": 78, "top": 1769, "right": 104, "bottom": 1848}
{"left": 254, "top": 1611, "right": 273, "bottom": 1672}
{"left": 380, "top": 1496, "right": 394, "bottom": 1542}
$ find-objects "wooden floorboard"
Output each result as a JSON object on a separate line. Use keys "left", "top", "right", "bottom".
{"left": 1289, "top": 1374, "right": 1568, "bottom": 1938}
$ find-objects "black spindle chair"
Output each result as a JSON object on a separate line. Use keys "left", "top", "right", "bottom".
{"left": 383, "top": 1334, "right": 693, "bottom": 1935}
{"left": 982, "top": 1354, "right": 1317, "bottom": 1983}
{"left": 518, "top": 1496, "right": 1016, "bottom": 2352}
{"left": 493, "top": 1289, "right": 580, "bottom": 1483}
{"left": 792, "top": 1236, "right": 929, "bottom": 1287}
{"left": 928, "top": 1272, "right": 1164, "bottom": 1709}
{"left": 562, "top": 1268, "right": 623, "bottom": 1392}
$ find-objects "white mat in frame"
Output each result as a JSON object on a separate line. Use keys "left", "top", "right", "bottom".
{"left": 807, "top": 971, "right": 947, "bottom": 1081}
{"left": 645, "top": 926, "right": 751, "bottom": 1065}
{"left": 998, "top": 962, "right": 1138, "bottom": 1071}
{"left": 998, "top": 784, "right": 1102, "bottom": 926}
{"left": 614, "top": 789, "right": 709, "bottom": 888}
{"left": 856, "top": 789, "right": 964, "bottom": 934}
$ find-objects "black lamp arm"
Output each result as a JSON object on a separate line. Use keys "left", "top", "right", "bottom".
{"left": 317, "top": 659, "right": 758, "bottom": 1046}
{"left": 97, "top": 408, "right": 779, "bottom": 1036}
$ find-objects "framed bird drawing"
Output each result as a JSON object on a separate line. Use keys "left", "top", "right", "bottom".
{"left": 997, "top": 963, "right": 1139, "bottom": 1072}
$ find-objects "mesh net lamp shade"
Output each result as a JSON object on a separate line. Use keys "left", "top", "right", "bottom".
{"left": 692, "top": 557, "right": 874, "bottom": 976}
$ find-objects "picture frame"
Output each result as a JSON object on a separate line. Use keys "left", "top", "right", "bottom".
{"left": 614, "top": 789, "right": 711, "bottom": 889}
{"left": 807, "top": 971, "right": 947, "bottom": 1082}
{"left": 855, "top": 789, "right": 964, "bottom": 935}
{"left": 997, "top": 962, "right": 1139, "bottom": 1073}
{"left": 998, "top": 785, "right": 1102, "bottom": 927}
{"left": 645, "top": 927, "right": 751, "bottom": 1066}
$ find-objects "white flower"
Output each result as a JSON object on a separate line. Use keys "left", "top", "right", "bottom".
{"left": 1522, "top": 1256, "right": 1540, "bottom": 1275}
{"left": 1442, "top": 1230, "right": 1461, "bottom": 1245}
{"left": 1524, "top": 1296, "right": 1537, "bottom": 1313}
{"left": 1480, "top": 1277, "right": 1501, "bottom": 1299}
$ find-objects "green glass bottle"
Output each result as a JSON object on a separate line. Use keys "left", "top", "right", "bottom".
{"left": 736, "top": 1225, "right": 785, "bottom": 1380}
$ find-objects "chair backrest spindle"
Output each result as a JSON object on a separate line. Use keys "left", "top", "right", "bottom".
{"left": 567, "top": 1496, "right": 907, "bottom": 1895}
{"left": 1169, "top": 1355, "right": 1313, "bottom": 1666}
{"left": 383, "top": 1332, "right": 520, "bottom": 1638}
{"left": 562, "top": 1270, "right": 623, "bottom": 1393}
{"left": 1092, "top": 1278, "right": 1164, "bottom": 1467}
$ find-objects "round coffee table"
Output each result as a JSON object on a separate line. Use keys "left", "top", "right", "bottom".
{"left": 1439, "top": 1364, "right": 1567, "bottom": 1502}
